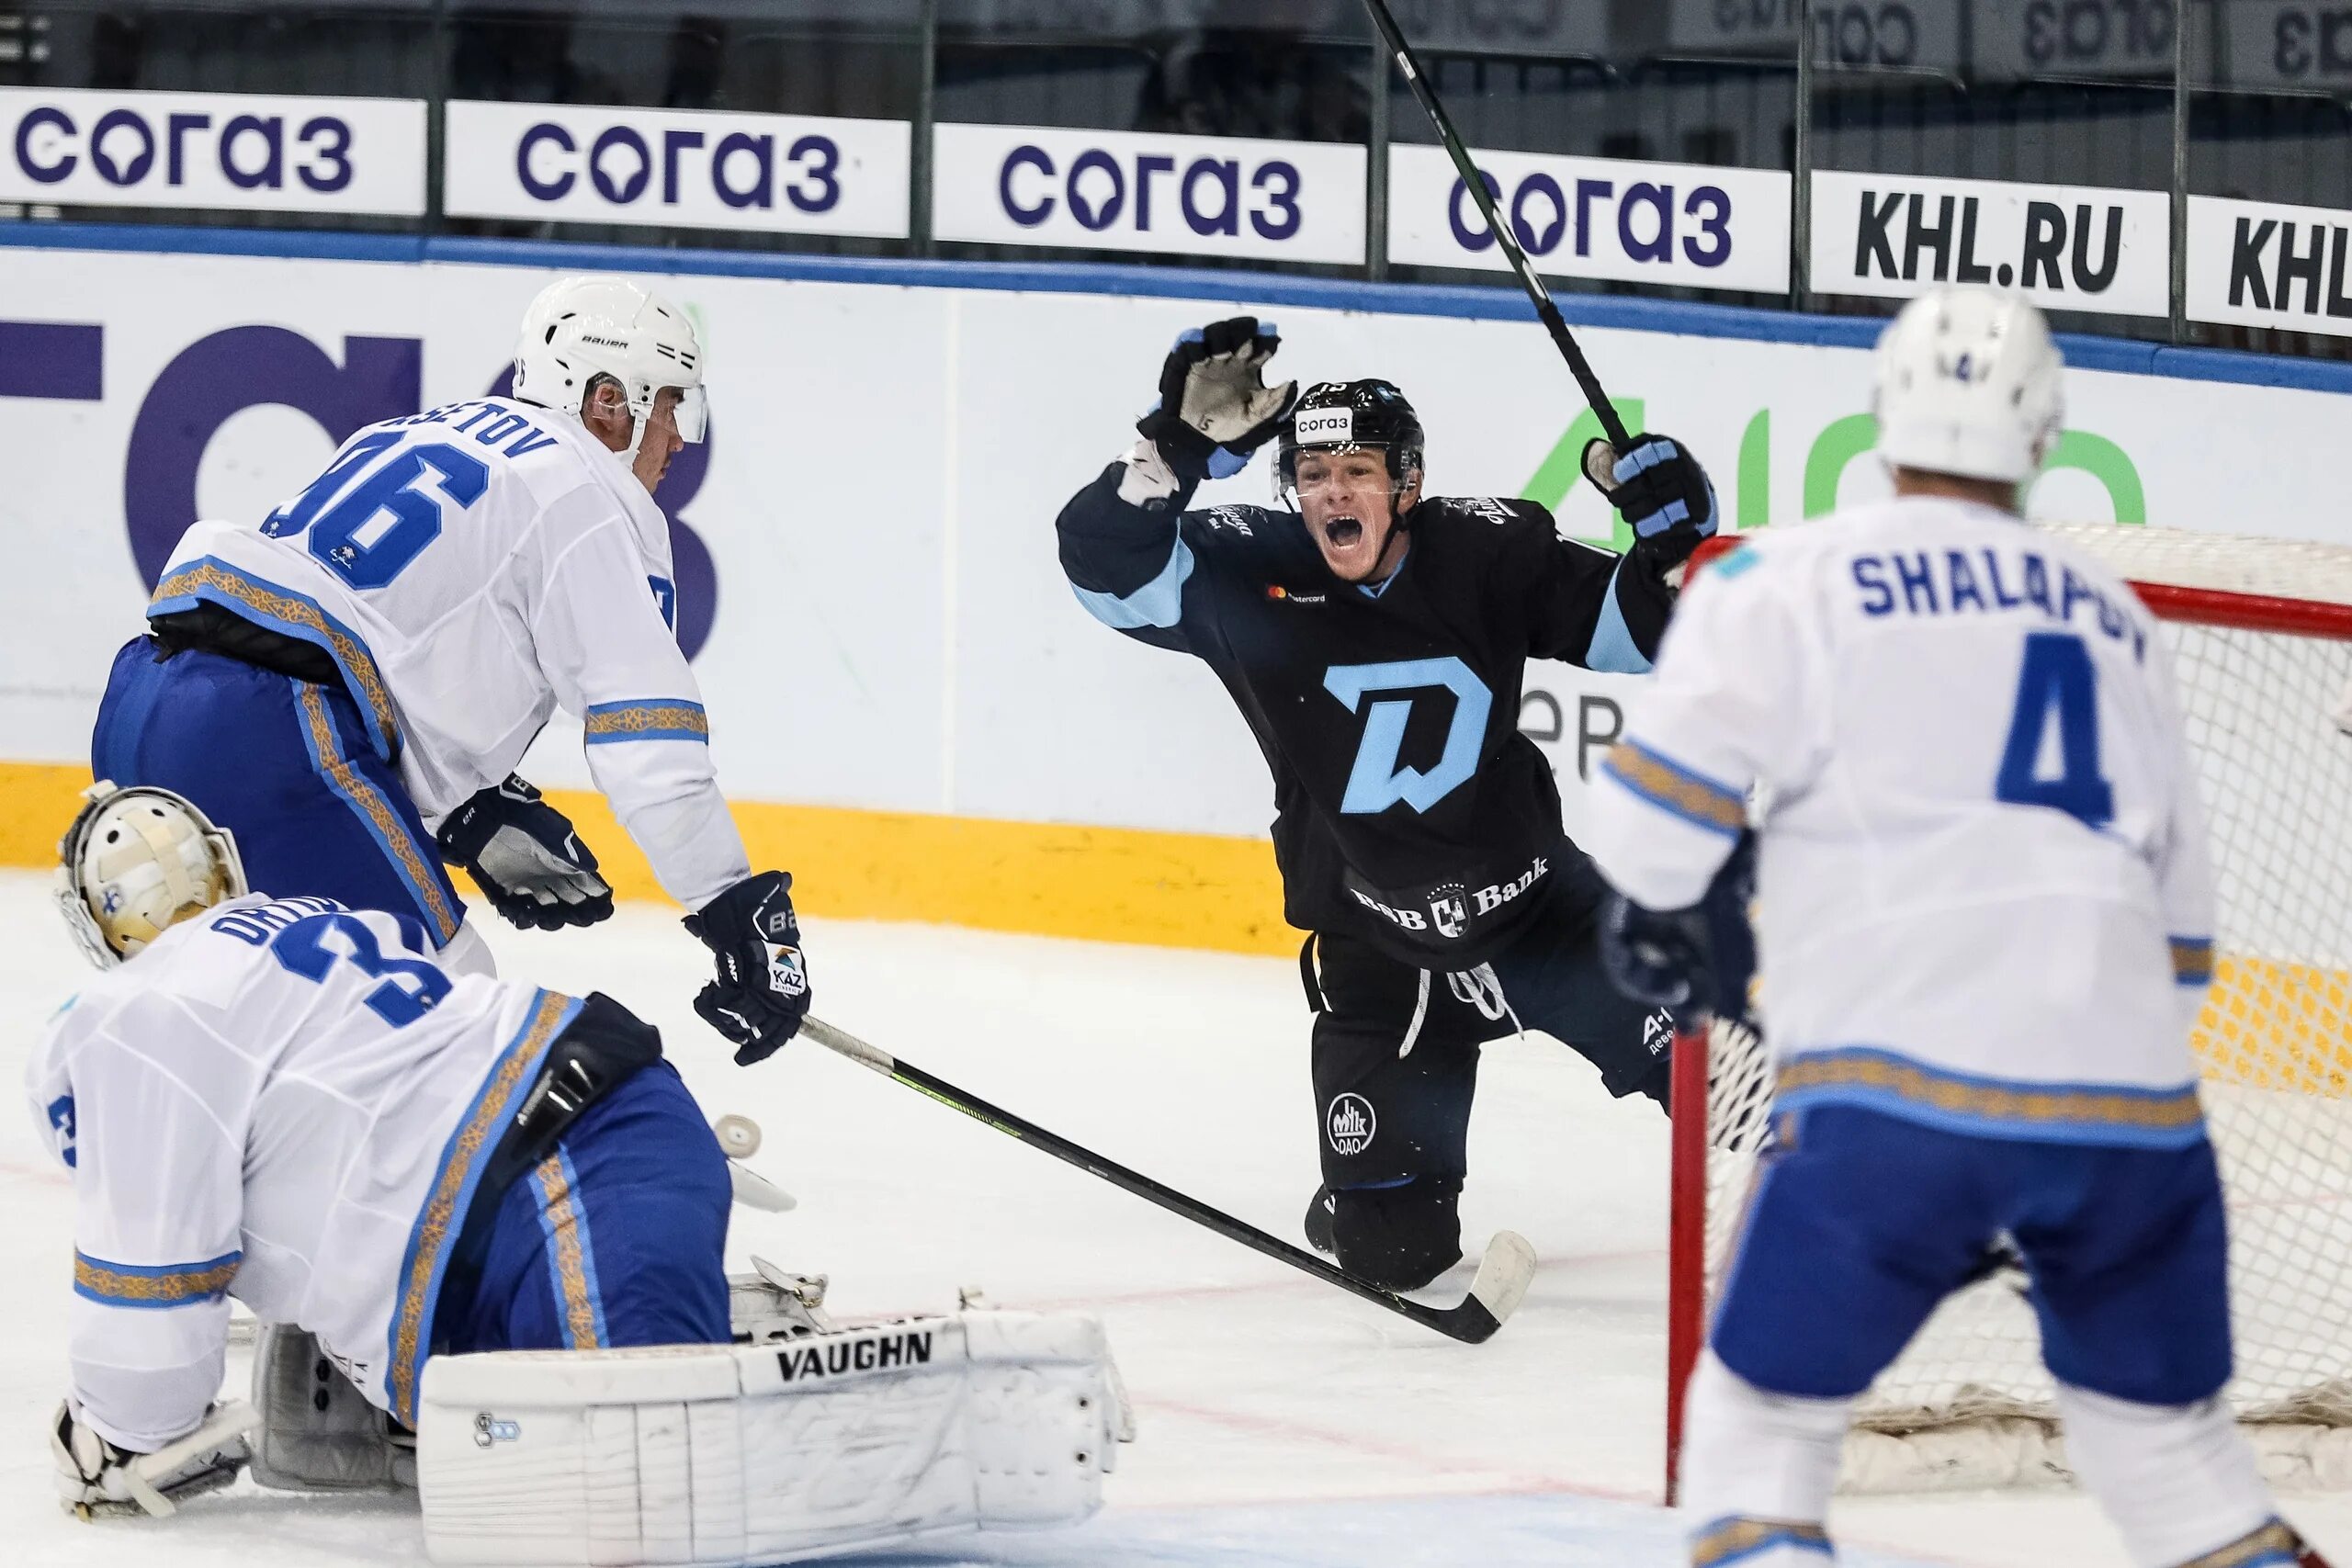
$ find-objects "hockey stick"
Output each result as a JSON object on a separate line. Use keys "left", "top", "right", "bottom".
{"left": 1358, "top": 0, "right": 1632, "bottom": 448}
{"left": 800, "top": 1016, "right": 1538, "bottom": 1344}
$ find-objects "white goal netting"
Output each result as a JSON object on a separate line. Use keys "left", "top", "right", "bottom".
{"left": 1693, "top": 525, "right": 2352, "bottom": 1492}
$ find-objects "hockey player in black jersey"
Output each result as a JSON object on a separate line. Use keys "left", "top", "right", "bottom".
{"left": 1055, "top": 318, "right": 1722, "bottom": 1292}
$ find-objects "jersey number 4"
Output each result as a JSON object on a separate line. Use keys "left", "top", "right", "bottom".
{"left": 1996, "top": 632, "right": 2115, "bottom": 829}
{"left": 269, "top": 912, "right": 452, "bottom": 1027}
{"left": 263, "top": 432, "right": 490, "bottom": 591}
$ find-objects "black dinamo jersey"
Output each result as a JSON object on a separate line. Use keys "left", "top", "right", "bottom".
{"left": 1057, "top": 456, "right": 1685, "bottom": 968}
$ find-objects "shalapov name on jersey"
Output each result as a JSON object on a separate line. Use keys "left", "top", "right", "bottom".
{"left": 1849, "top": 546, "right": 2149, "bottom": 662}
{"left": 775, "top": 1327, "right": 935, "bottom": 1382}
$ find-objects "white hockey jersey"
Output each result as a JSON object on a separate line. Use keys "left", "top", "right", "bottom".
{"left": 1586, "top": 496, "right": 2216, "bottom": 1148}
{"left": 153, "top": 396, "right": 749, "bottom": 910}
{"left": 24, "top": 894, "right": 581, "bottom": 1450}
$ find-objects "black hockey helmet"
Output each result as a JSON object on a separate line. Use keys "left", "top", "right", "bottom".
{"left": 1274, "top": 379, "right": 1427, "bottom": 506}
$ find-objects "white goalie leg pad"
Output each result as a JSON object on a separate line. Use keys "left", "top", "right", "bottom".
{"left": 2053, "top": 1382, "right": 2286, "bottom": 1568}
{"left": 1680, "top": 1351, "right": 1846, "bottom": 1565}
{"left": 249, "top": 1325, "right": 415, "bottom": 1492}
{"left": 415, "top": 1311, "right": 1125, "bottom": 1566}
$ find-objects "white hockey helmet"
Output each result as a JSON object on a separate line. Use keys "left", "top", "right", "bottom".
{"left": 511, "top": 276, "right": 707, "bottom": 458}
{"left": 1872, "top": 285, "right": 2064, "bottom": 486}
{"left": 56, "top": 781, "right": 246, "bottom": 968}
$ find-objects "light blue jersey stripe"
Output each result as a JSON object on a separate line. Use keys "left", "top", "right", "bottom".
{"left": 1583, "top": 559, "right": 1653, "bottom": 674}
{"left": 1072, "top": 536, "right": 1194, "bottom": 631}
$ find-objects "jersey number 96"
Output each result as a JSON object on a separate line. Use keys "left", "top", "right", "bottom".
{"left": 262, "top": 433, "right": 490, "bottom": 592}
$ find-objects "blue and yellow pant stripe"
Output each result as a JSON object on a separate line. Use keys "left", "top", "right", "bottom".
{"left": 1690, "top": 1516, "right": 1832, "bottom": 1566}
{"left": 530, "top": 1148, "right": 608, "bottom": 1350}
{"left": 1601, "top": 739, "right": 1747, "bottom": 837}
{"left": 2173, "top": 936, "right": 2215, "bottom": 987}
{"left": 1775, "top": 1047, "right": 2206, "bottom": 1149}
{"left": 582, "top": 698, "right": 709, "bottom": 745}
{"left": 290, "top": 681, "right": 460, "bottom": 944}
{"left": 74, "top": 1249, "right": 241, "bottom": 1309}
{"left": 385, "top": 988, "right": 578, "bottom": 1425}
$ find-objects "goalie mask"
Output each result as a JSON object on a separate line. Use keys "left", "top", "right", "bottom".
{"left": 1274, "top": 379, "right": 1427, "bottom": 512}
{"left": 57, "top": 782, "right": 246, "bottom": 968}
{"left": 511, "top": 276, "right": 708, "bottom": 461}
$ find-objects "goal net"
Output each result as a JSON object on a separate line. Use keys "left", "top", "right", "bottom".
{"left": 1668, "top": 523, "right": 2352, "bottom": 1495}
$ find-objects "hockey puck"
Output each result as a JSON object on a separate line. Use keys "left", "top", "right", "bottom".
{"left": 713, "top": 1113, "right": 763, "bottom": 1160}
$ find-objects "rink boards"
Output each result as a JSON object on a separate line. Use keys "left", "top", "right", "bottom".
{"left": 4, "top": 230, "right": 2352, "bottom": 953}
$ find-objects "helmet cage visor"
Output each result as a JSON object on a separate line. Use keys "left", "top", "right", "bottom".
{"left": 594, "top": 378, "right": 708, "bottom": 457}
{"left": 670, "top": 382, "right": 708, "bottom": 445}
{"left": 1275, "top": 441, "right": 1413, "bottom": 509}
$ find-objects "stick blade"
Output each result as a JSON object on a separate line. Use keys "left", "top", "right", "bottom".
{"left": 1469, "top": 1229, "right": 1538, "bottom": 1325}
{"left": 1423, "top": 1229, "right": 1539, "bottom": 1344}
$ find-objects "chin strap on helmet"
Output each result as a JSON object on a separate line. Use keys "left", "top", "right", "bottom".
{"left": 511, "top": 276, "right": 708, "bottom": 466}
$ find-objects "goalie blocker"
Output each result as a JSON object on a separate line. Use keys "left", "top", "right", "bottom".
{"left": 415, "top": 1310, "right": 1129, "bottom": 1566}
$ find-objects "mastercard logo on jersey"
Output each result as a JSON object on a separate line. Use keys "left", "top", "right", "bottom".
{"left": 1265, "top": 585, "right": 1327, "bottom": 604}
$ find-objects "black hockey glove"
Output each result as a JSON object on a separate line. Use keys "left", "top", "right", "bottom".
{"left": 1582, "top": 433, "right": 1720, "bottom": 565}
{"left": 1600, "top": 831, "right": 1757, "bottom": 1026}
{"left": 436, "top": 775, "right": 613, "bottom": 931}
{"left": 684, "top": 870, "right": 810, "bottom": 1065}
{"left": 1136, "top": 317, "right": 1298, "bottom": 485}
{"left": 1601, "top": 897, "right": 1711, "bottom": 1012}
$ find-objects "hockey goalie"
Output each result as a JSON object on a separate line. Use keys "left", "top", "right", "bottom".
{"left": 32, "top": 780, "right": 1129, "bottom": 1564}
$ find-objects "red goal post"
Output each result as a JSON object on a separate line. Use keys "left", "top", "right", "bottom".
{"left": 1664, "top": 523, "right": 2352, "bottom": 1499}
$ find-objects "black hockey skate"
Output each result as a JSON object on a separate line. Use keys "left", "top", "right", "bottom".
{"left": 1304, "top": 1185, "right": 1337, "bottom": 1256}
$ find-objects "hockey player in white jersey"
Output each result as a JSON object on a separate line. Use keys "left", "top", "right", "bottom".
{"left": 38, "top": 779, "right": 735, "bottom": 1507}
{"left": 92, "top": 276, "right": 808, "bottom": 1061}
{"left": 35, "top": 783, "right": 1125, "bottom": 1561}
{"left": 1584, "top": 286, "right": 2334, "bottom": 1568}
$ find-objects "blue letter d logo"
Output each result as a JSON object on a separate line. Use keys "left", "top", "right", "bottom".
{"left": 1324, "top": 657, "right": 1492, "bottom": 815}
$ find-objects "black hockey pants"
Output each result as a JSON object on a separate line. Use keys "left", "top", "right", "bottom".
{"left": 1300, "top": 848, "right": 1678, "bottom": 1291}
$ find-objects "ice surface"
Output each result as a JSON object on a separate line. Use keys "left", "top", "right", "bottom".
{"left": 0, "top": 873, "right": 2343, "bottom": 1566}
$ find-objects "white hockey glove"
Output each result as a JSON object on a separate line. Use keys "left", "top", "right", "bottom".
{"left": 436, "top": 775, "right": 614, "bottom": 931}
{"left": 52, "top": 1398, "right": 259, "bottom": 1518}
{"left": 1136, "top": 317, "right": 1297, "bottom": 484}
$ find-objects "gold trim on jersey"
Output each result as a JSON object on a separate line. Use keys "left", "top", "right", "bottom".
{"left": 2178, "top": 1521, "right": 2306, "bottom": 1568}
{"left": 73, "top": 1250, "right": 241, "bottom": 1308}
{"left": 1690, "top": 1516, "right": 1832, "bottom": 1566}
{"left": 386, "top": 989, "right": 572, "bottom": 1425}
{"left": 2173, "top": 937, "right": 2216, "bottom": 986}
{"left": 1776, "top": 1049, "right": 2205, "bottom": 1137}
{"left": 582, "top": 700, "right": 711, "bottom": 743}
{"left": 295, "top": 684, "right": 459, "bottom": 942}
{"left": 150, "top": 558, "right": 400, "bottom": 752}
{"left": 1602, "top": 741, "right": 1747, "bottom": 834}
